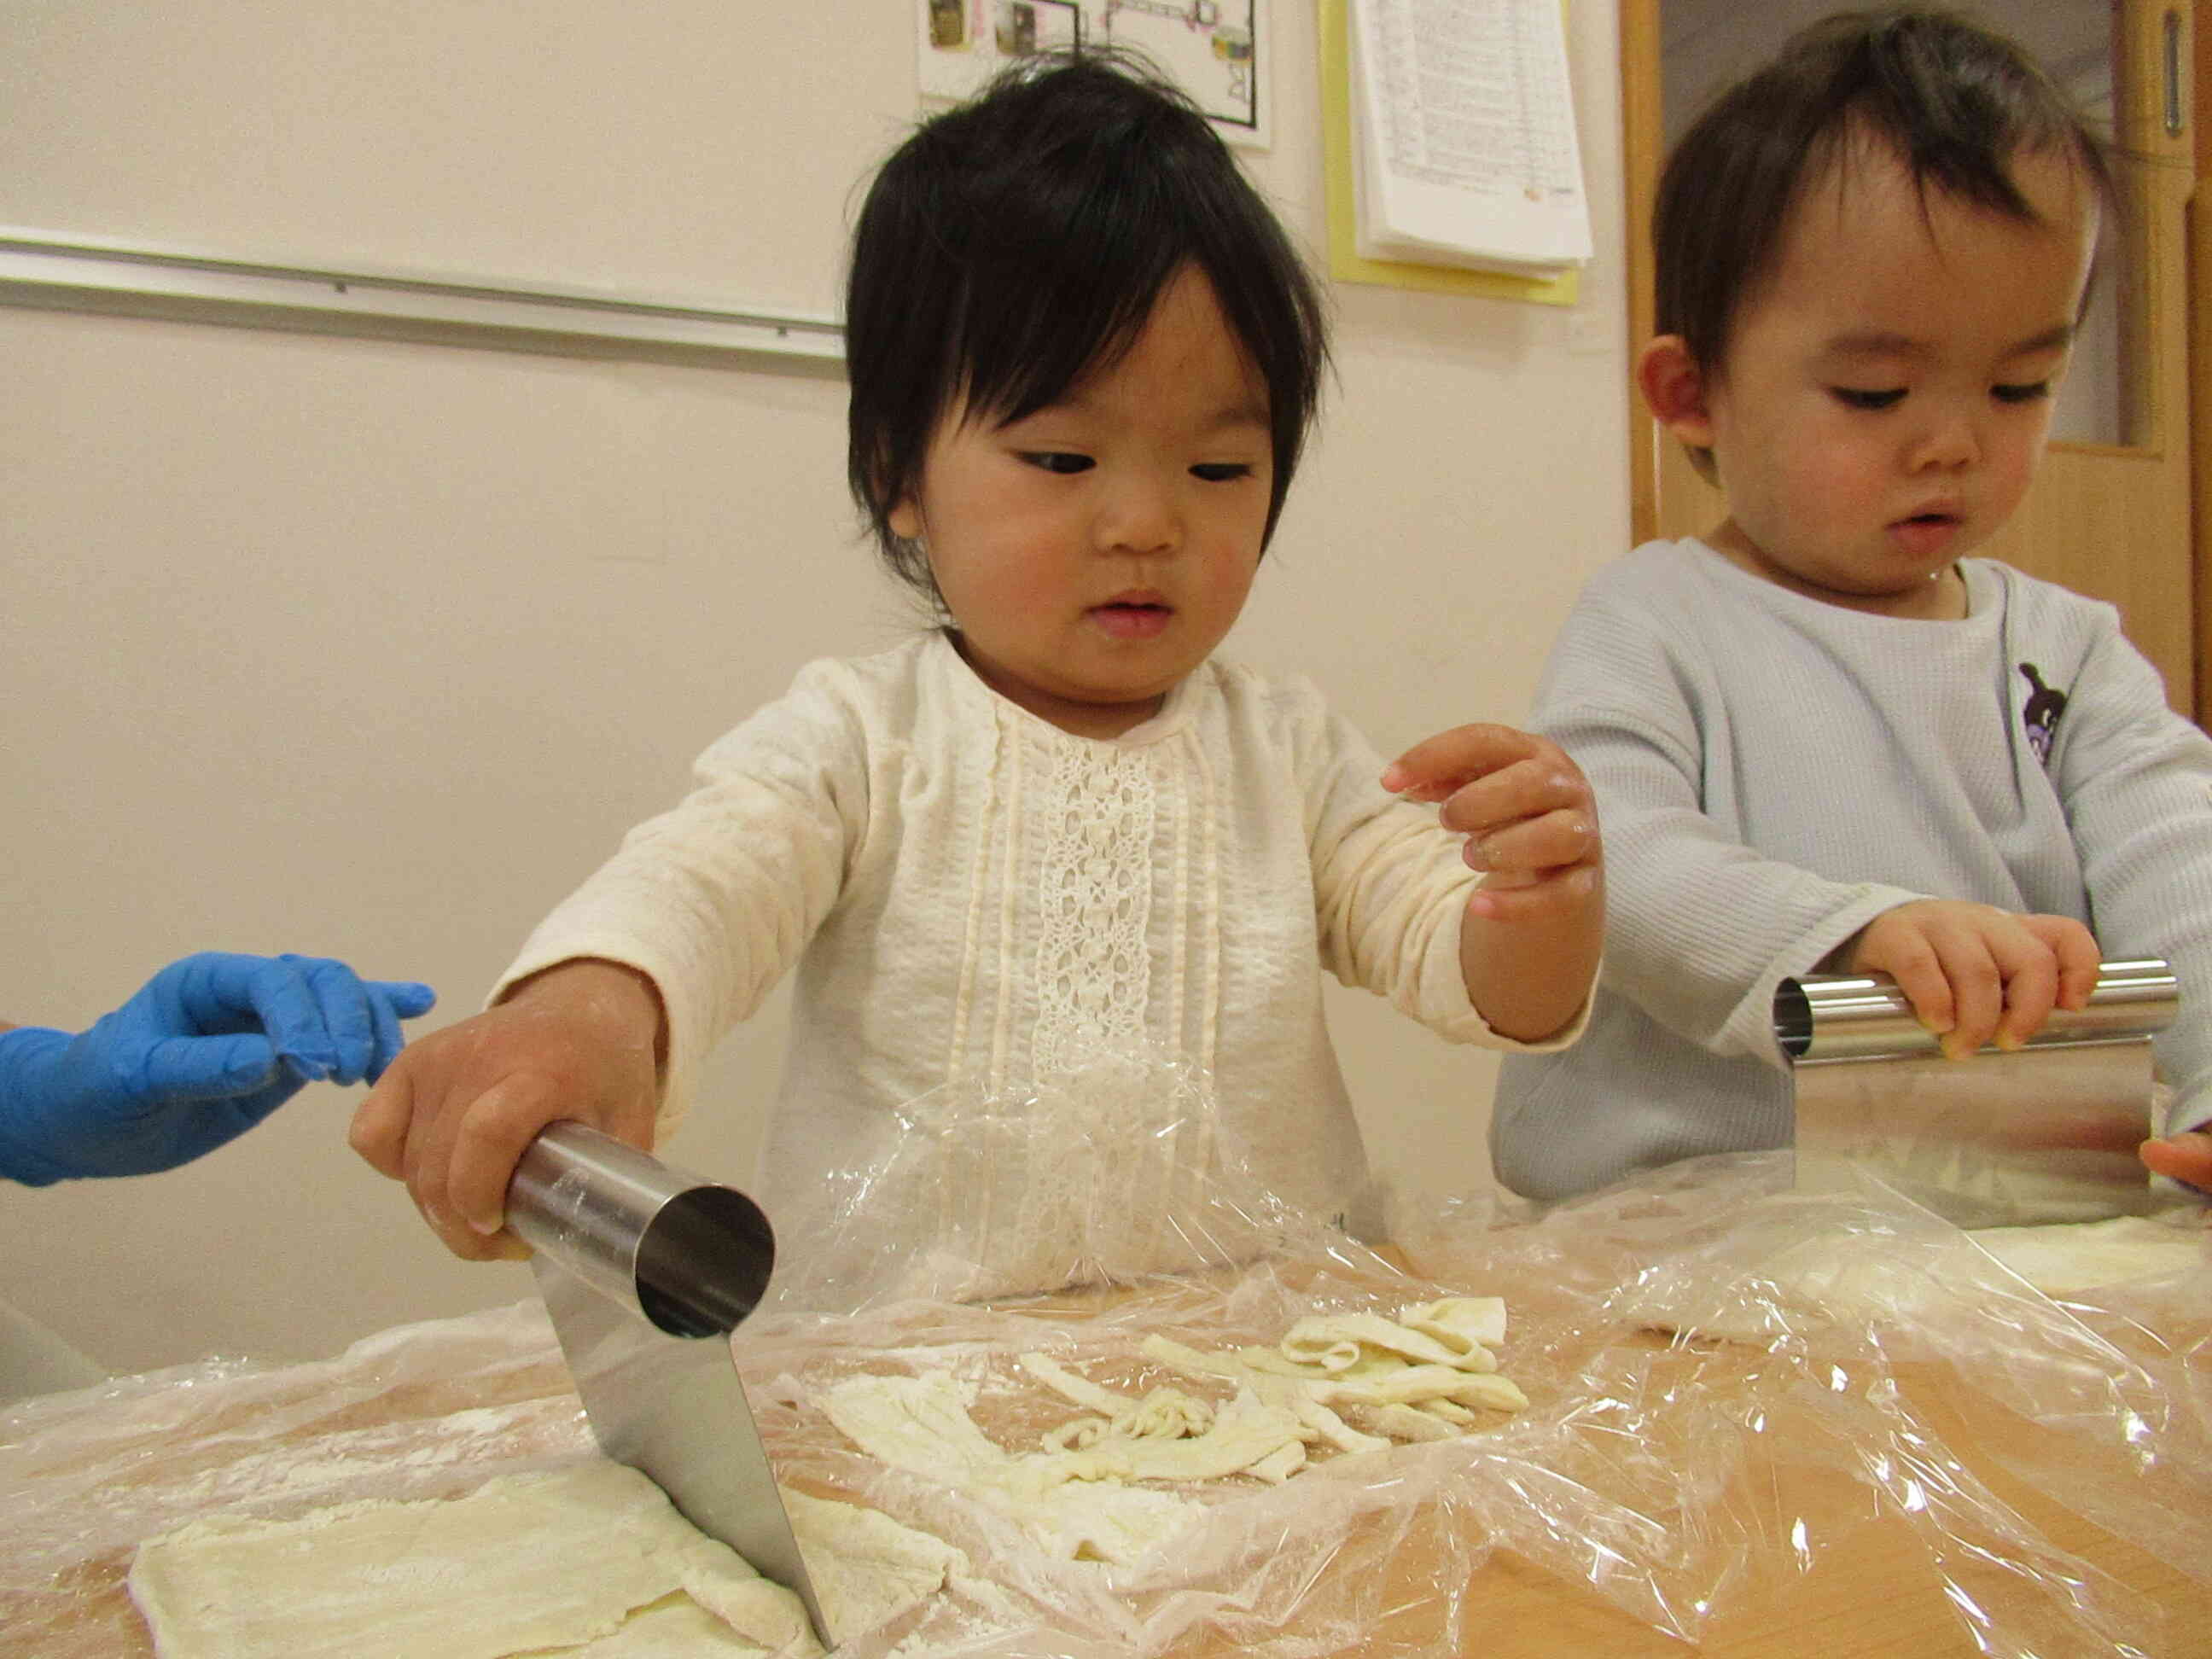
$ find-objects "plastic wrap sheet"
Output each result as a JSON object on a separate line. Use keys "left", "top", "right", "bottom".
{"left": 0, "top": 1301, "right": 592, "bottom": 1659}
{"left": 736, "top": 1253, "right": 1740, "bottom": 1656}
{"left": 1, "top": 1267, "right": 1735, "bottom": 1658}
{"left": 8, "top": 1048, "right": 2209, "bottom": 1658}
{"left": 0, "top": 1052, "right": 1735, "bottom": 1658}
{"left": 1396, "top": 1151, "right": 2212, "bottom": 1659}
{"left": 707, "top": 1050, "right": 1763, "bottom": 1653}
{"left": 756, "top": 1047, "right": 1339, "bottom": 1313}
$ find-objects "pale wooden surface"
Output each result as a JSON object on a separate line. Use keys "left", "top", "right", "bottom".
{"left": 1318, "top": 1368, "right": 2212, "bottom": 1659}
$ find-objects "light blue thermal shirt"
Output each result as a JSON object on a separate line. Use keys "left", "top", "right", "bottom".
{"left": 1494, "top": 539, "right": 2212, "bottom": 1203}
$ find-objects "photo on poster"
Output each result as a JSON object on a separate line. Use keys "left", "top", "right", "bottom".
{"left": 916, "top": 1, "right": 1270, "bottom": 149}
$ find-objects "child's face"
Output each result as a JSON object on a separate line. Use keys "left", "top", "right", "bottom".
{"left": 1662, "top": 142, "right": 2097, "bottom": 618}
{"left": 888, "top": 267, "right": 1272, "bottom": 738}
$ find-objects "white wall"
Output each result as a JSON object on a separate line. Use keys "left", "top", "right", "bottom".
{"left": 0, "top": 0, "right": 1630, "bottom": 1375}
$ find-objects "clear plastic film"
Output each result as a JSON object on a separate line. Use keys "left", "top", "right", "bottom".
{"left": 731, "top": 1047, "right": 1752, "bottom": 1651}
{"left": 3, "top": 1054, "right": 2208, "bottom": 1656}
{"left": 0, "top": 1302, "right": 595, "bottom": 1659}
{"left": 756, "top": 1045, "right": 1325, "bottom": 1313}
{"left": 1397, "top": 1150, "right": 2212, "bottom": 1657}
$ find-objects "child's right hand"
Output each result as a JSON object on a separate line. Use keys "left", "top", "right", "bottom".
{"left": 348, "top": 959, "right": 665, "bottom": 1261}
{"left": 1837, "top": 900, "right": 2100, "bottom": 1060}
{"left": 2139, "top": 1130, "right": 2212, "bottom": 1190}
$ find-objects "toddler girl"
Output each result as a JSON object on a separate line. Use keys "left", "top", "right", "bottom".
{"left": 353, "top": 53, "right": 1604, "bottom": 1269}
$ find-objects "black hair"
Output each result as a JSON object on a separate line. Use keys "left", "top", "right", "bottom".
{"left": 845, "top": 49, "right": 1329, "bottom": 604}
{"left": 1654, "top": 8, "right": 2114, "bottom": 438}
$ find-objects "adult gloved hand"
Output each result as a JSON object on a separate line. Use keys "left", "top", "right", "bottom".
{"left": 0, "top": 952, "right": 436, "bottom": 1185}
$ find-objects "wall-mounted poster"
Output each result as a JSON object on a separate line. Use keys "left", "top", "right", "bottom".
{"left": 917, "top": 0, "right": 1271, "bottom": 149}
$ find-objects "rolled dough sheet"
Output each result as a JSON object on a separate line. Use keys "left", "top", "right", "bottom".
{"left": 128, "top": 1460, "right": 961, "bottom": 1658}
{"left": 1969, "top": 1213, "right": 2206, "bottom": 1296}
{"left": 1643, "top": 1212, "right": 2205, "bottom": 1342}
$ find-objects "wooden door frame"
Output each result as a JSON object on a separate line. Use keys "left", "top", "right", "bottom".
{"left": 1621, "top": 0, "right": 1665, "bottom": 545}
{"left": 1620, "top": 0, "right": 2209, "bottom": 728}
{"left": 2194, "top": 0, "right": 2209, "bottom": 727}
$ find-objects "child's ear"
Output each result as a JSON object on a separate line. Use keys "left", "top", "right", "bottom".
{"left": 888, "top": 498, "right": 922, "bottom": 540}
{"left": 1636, "top": 335, "right": 1714, "bottom": 449}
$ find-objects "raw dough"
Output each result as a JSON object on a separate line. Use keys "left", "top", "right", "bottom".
{"left": 817, "top": 1298, "right": 1528, "bottom": 1565}
{"left": 129, "top": 1460, "right": 969, "bottom": 1659}
{"left": 1278, "top": 1298, "right": 1506, "bottom": 1373}
{"left": 1136, "top": 1296, "right": 1527, "bottom": 1453}
{"left": 779, "top": 1489, "right": 971, "bottom": 1643}
{"left": 1970, "top": 1214, "right": 2205, "bottom": 1295}
{"left": 821, "top": 1371, "right": 1208, "bottom": 1564}
{"left": 130, "top": 1462, "right": 809, "bottom": 1659}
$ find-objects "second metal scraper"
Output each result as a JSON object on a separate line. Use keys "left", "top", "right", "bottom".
{"left": 1778, "top": 958, "right": 2179, "bottom": 1227}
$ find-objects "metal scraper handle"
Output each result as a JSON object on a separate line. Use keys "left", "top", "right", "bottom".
{"left": 1776, "top": 957, "right": 2177, "bottom": 1064}
{"left": 507, "top": 1121, "right": 775, "bottom": 1336}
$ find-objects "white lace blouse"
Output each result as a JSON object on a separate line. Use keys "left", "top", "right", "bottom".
{"left": 497, "top": 632, "right": 1565, "bottom": 1236}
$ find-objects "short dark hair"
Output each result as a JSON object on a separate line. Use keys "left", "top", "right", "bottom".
{"left": 845, "top": 49, "right": 1329, "bottom": 603}
{"left": 1654, "top": 9, "right": 2113, "bottom": 387}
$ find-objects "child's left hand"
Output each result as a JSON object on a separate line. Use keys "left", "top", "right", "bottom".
{"left": 1384, "top": 724, "right": 1604, "bottom": 1042}
{"left": 1384, "top": 724, "right": 1603, "bottom": 914}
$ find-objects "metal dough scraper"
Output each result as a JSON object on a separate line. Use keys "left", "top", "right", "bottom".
{"left": 506, "top": 1121, "right": 833, "bottom": 1648}
{"left": 1777, "top": 958, "right": 2179, "bottom": 1228}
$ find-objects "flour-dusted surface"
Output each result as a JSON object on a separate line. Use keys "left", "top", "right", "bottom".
{"left": 125, "top": 1461, "right": 999, "bottom": 1659}
{"left": 820, "top": 1370, "right": 1209, "bottom": 1565}
{"left": 779, "top": 1489, "right": 983, "bottom": 1645}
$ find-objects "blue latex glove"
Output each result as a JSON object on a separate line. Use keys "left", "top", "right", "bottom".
{"left": 0, "top": 952, "right": 436, "bottom": 1185}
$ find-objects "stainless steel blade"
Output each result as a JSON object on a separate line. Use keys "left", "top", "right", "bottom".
{"left": 509, "top": 1123, "right": 833, "bottom": 1648}
{"left": 527, "top": 1253, "right": 830, "bottom": 1640}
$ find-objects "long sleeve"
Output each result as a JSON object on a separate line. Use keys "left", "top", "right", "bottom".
{"left": 487, "top": 641, "right": 1449, "bottom": 1233}
{"left": 498, "top": 637, "right": 1592, "bottom": 1244}
{"left": 1539, "top": 599, "right": 1918, "bottom": 1063}
{"left": 1491, "top": 542, "right": 2154, "bottom": 1204}
{"left": 494, "top": 658, "right": 868, "bottom": 1135}
{"left": 1290, "top": 692, "right": 1587, "bottom": 1051}
{"left": 2046, "top": 614, "right": 2212, "bottom": 1133}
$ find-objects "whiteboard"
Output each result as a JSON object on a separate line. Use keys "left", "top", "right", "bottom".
{"left": 0, "top": 2, "right": 923, "bottom": 341}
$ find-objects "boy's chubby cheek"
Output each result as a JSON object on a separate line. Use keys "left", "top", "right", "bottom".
{"left": 1781, "top": 448, "right": 1868, "bottom": 506}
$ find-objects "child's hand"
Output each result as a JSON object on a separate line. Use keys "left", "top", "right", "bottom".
{"left": 348, "top": 960, "right": 664, "bottom": 1261}
{"left": 1838, "top": 900, "right": 2100, "bottom": 1060}
{"left": 1383, "top": 723, "right": 1604, "bottom": 909}
{"left": 1384, "top": 724, "right": 1604, "bottom": 1042}
{"left": 2140, "top": 1130, "right": 2212, "bottom": 1190}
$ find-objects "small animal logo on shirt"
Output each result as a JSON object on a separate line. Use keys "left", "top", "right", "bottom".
{"left": 2018, "top": 663, "right": 2068, "bottom": 764}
